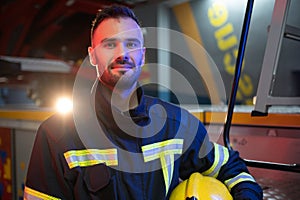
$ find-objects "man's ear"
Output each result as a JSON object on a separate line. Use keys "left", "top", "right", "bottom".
{"left": 88, "top": 46, "right": 97, "bottom": 66}
{"left": 141, "top": 47, "right": 146, "bottom": 66}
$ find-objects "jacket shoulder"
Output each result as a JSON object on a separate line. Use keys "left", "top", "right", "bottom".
{"left": 38, "top": 112, "right": 77, "bottom": 143}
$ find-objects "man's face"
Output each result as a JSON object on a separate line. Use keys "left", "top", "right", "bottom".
{"left": 89, "top": 17, "right": 145, "bottom": 90}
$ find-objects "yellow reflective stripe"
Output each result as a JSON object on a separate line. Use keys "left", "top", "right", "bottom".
{"left": 142, "top": 139, "right": 183, "bottom": 162}
{"left": 142, "top": 139, "right": 183, "bottom": 151}
{"left": 225, "top": 172, "right": 256, "bottom": 191}
{"left": 64, "top": 148, "right": 118, "bottom": 169}
{"left": 143, "top": 149, "right": 182, "bottom": 162}
{"left": 202, "top": 143, "right": 229, "bottom": 178}
{"left": 203, "top": 143, "right": 220, "bottom": 176}
{"left": 24, "top": 186, "right": 61, "bottom": 200}
{"left": 160, "top": 154, "right": 175, "bottom": 196}
{"left": 142, "top": 139, "right": 183, "bottom": 196}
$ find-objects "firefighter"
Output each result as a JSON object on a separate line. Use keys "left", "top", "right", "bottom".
{"left": 24, "top": 5, "right": 263, "bottom": 200}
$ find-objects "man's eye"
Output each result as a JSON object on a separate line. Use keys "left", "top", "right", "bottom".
{"left": 127, "top": 42, "right": 138, "bottom": 49}
{"left": 103, "top": 42, "right": 116, "bottom": 49}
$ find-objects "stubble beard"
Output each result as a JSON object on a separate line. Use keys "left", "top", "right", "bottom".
{"left": 99, "top": 61, "right": 140, "bottom": 91}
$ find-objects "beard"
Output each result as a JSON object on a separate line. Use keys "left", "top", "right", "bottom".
{"left": 99, "top": 58, "right": 142, "bottom": 91}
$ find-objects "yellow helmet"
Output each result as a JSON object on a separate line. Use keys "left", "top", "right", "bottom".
{"left": 170, "top": 172, "right": 233, "bottom": 200}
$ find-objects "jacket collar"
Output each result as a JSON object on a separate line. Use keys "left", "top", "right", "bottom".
{"left": 92, "top": 81, "right": 149, "bottom": 136}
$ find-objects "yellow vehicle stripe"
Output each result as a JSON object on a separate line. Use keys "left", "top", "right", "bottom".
{"left": 0, "top": 109, "right": 54, "bottom": 121}
{"left": 172, "top": 2, "right": 222, "bottom": 104}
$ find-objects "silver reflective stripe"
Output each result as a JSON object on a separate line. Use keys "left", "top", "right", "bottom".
{"left": 142, "top": 139, "right": 183, "bottom": 196}
{"left": 24, "top": 186, "right": 61, "bottom": 200}
{"left": 202, "top": 143, "right": 229, "bottom": 178}
{"left": 225, "top": 172, "right": 256, "bottom": 191}
{"left": 63, "top": 148, "right": 118, "bottom": 169}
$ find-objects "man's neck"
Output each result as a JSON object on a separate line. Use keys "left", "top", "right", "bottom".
{"left": 101, "top": 82, "right": 139, "bottom": 112}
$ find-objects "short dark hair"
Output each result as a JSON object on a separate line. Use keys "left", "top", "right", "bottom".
{"left": 91, "top": 5, "right": 141, "bottom": 39}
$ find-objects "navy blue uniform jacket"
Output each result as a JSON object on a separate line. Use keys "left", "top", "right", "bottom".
{"left": 25, "top": 83, "right": 263, "bottom": 200}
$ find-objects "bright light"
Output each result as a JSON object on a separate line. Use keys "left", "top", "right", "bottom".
{"left": 55, "top": 97, "right": 73, "bottom": 114}
{"left": 252, "top": 96, "right": 256, "bottom": 105}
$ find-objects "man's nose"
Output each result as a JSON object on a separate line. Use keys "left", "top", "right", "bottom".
{"left": 116, "top": 44, "right": 129, "bottom": 61}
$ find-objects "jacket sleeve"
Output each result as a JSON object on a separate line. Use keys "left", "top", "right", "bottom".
{"left": 24, "top": 119, "right": 73, "bottom": 200}
{"left": 179, "top": 120, "right": 263, "bottom": 200}
{"left": 203, "top": 143, "right": 263, "bottom": 200}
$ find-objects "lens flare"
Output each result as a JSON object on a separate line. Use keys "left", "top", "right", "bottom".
{"left": 55, "top": 97, "right": 73, "bottom": 114}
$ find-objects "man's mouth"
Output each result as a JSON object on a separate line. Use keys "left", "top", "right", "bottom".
{"left": 110, "top": 61, "right": 134, "bottom": 70}
{"left": 111, "top": 64, "right": 133, "bottom": 69}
